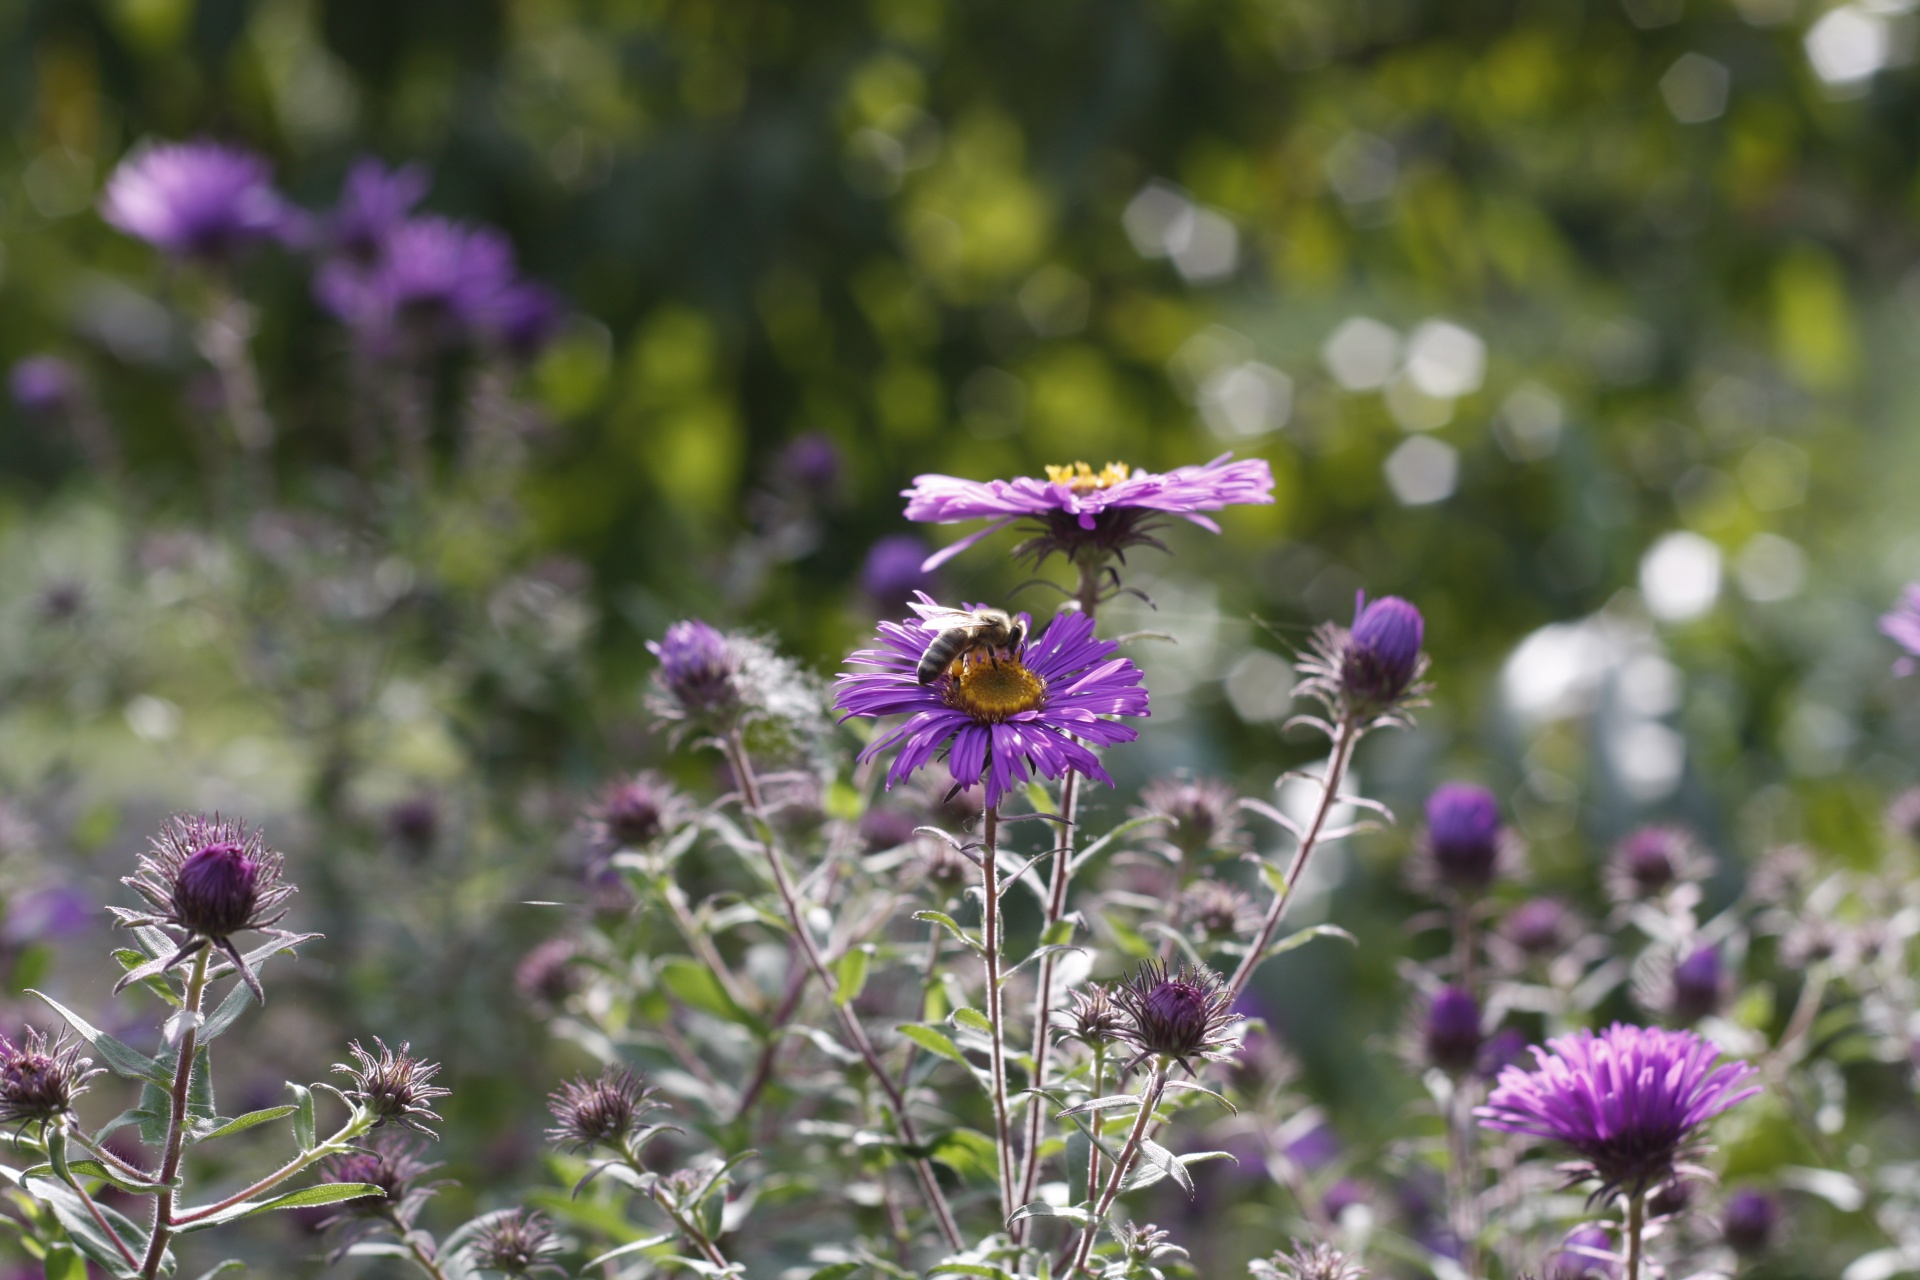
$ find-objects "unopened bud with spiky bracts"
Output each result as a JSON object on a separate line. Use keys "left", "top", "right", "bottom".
{"left": 1113, "top": 960, "right": 1240, "bottom": 1075}
{"left": 1669, "top": 944, "right": 1724, "bottom": 1024}
{"left": 0, "top": 1027, "right": 102, "bottom": 1131}
{"left": 1723, "top": 1187, "right": 1779, "bottom": 1255}
{"left": 1419, "top": 783, "right": 1513, "bottom": 896}
{"left": 113, "top": 813, "right": 300, "bottom": 1004}
{"left": 1295, "top": 593, "right": 1428, "bottom": 729}
{"left": 1134, "top": 775, "right": 1247, "bottom": 861}
{"left": 335, "top": 1038, "right": 450, "bottom": 1136}
{"left": 1606, "top": 825, "right": 1711, "bottom": 903}
{"left": 1062, "top": 985, "right": 1126, "bottom": 1046}
{"left": 317, "top": 1133, "right": 444, "bottom": 1255}
{"left": 466, "top": 1208, "right": 564, "bottom": 1276}
{"left": 515, "top": 937, "right": 581, "bottom": 1011}
{"left": 585, "top": 771, "right": 689, "bottom": 852}
{"left": 1249, "top": 1241, "right": 1368, "bottom": 1280}
{"left": 648, "top": 619, "right": 741, "bottom": 725}
{"left": 546, "top": 1065, "right": 662, "bottom": 1155}
{"left": 1177, "top": 876, "right": 1258, "bottom": 943}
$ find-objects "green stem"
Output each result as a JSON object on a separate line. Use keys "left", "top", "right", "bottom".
{"left": 55, "top": 1135, "right": 140, "bottom": 1271}
{"left": 174, "top": 1116, "right": 370, "bottom": 1224}
{"left": 981, "top": 805, "right": 1017, "bottom": 1225}
{"left": 139, "top": 947, "right": 210, "bottom": 1280}
{"left": 1066, "top": 1062, "right": 1167, "bottom": 1276}
{"left": 385, "top": 1209, "right": 454, "bottom": 1280}
{"left": 650, "top": 1186, "right": 731, "bottom": 1269}
{"left": 1625, "top": 1190, "right": 1645, "bottom": 1280}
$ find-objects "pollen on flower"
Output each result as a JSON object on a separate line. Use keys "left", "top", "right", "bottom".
{"left": 942, "top": 651, "right": 1048, "bottom": 722}
{"left": 1044, "top": 460, "right": 1132, "bottom": 493}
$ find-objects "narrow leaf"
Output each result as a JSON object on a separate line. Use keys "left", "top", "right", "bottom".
{"left": 26, "top": 992, "right": 164, "bottom": 1084}
{"left": 175, "top": 1182, "right": 381, "bottom": 1231}
{"left": 196, "top": 1106, "right": 299, "bottom": 1143}
{"left": 583, "top": 1234, "right": 675, "bottom": 1268}
{"left": 833, "top": 948, "right": 870, "bottom": 1007}
{"left": 287, "top": 1083, "right": 315, "bottom": 1151}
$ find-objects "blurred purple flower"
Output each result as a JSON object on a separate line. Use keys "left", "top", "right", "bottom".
{"left": 1607, "top": 825, "right": 1709, "bottom": 902}
{"left": 1423, "top": 782, "right": 1504, "bottom": 893}
{"left": 1670, "top": 944, "right": 1723, "bottom": 1024}
{"left": 492, "top": 280, "right": 565, "bottom": 360}
{"left": 1477, "top": 1024, "right": 1760, "bottom": 1199}
{"left": 780, "top": 431, "right": 841, "bottom": 497}
{"left": 316, "top": 216, "right": 516, "bottom": 347}
{"left": 100, "top": 139, "right": 295, "bottom": 259}
{"left": 1502, "top": 897, "right": 1570, "bottom": 957}
{"left": 328, "top": 158, "right": 429, "bottom": 263}
{"left": 1881, "top": 583, "right": 1920, "bottom": 676}
{"left": 3, "top": 885, "right": 91, "bottom": 946}
{"left": 1722, "top": 1187, "right": 1778, "bottom": 1254}
{"left": 648, "top": 620, "right": 740, "bottom": 723}
{"left": 902, "top": 453, "right": 1274, "bottom": 569}
{"left": 1423, "top": 986, "right": 1483, "bottom": 1075}
{"left": 834, "top": 593, "right": 1148, "bottom": 808}
{"left": 1285, "top": 1123, "right": 1341, "bottom": 1173}
{"left": 9, "top": 356, "right": 76, "bottom": 416}
{"left": 861, "top": 535, "right": 940, "bottom": 609}
{"left": 1546, "top": 1225, "right": 1615, "bottom": 1279}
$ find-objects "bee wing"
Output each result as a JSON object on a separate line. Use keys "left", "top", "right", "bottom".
{"left": 916, "top": 607, "right": 986, "bottom": 634}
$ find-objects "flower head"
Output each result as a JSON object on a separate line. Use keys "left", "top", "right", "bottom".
{"left": 515, "top": 937, "right": 581, "bottom": 1010}
{"left": 316, "top": 216, "right": 516, "bottom": 348}
{"left": 1177, "top": 876, "right": 1257, "bottom": 943}
{"left": 902, "top": 453, "right": 1275, "bottom": 573}
{"left": 386, "top": 794, "right": 440, "bottom": 857}
{"left": 835, "top": 594, "right": 1148, "bottom": 809}
{"left": 321, "top": 1133, "right": 442, "bottom": 1226}
{"left": 491, "top": 281, "right": 565, "bottom": 360}
{"left": 466, "top": 1209, "right": 564, "bottom": 1276}
{"left": 1134, "top": 775, "right": 1247, "bottom": 861}
{"left": 648, "top": 619, "right": 742, "bottom": 724}
{"left": 1422, "top": 986, "right": 1484, "bottom": 1076}
{"left": 1502, "top": 898, "right": 1572, "bottom": 958}
{"left": 1295, "top": 593, "right": 1428, "bottom": 727}
{"left": 546, "top": 1065, "right": 660, "bottom": 1153}
{"left": 780, "top": 432, "right": 842, "bottom": 498}
{"left": 0, "top": 1028, "right": 101, "bottom": 1130}
{"left": 1722, "top": 1188, "right": 1779, "bottom": 1254}
{"left": 335, "top": 1038, "right": 450, "bottom": 1136}
{"left": 1606, "top": 826, "right": 1710, "bottom": 902}
{"left": 585, "top": 772, "right": 689, "bottom": 851}
{"left": 100, "top": 140, "right": 296, "bottom": 260}
{"left": 1112, "top": 959, "right": 1239, "bottom": 1074}
{"left": 1062, "top": 985, "right": 1126, "bottom": 1045}
{"left": 1248, "top": 1241, "right": 1368, "bottom": 1280}
{"left": 861, "top": 534, "right": 942, "bottom": 610}
{"left": 327, "top": 158, "right": 429, "bottom": 263}
{"left": 1421, "top": 783, "right": 1506, "bottom": 894}
{"left": 1544, "top": 1226, "right": 1614, "bottom": 1280}
{"left": 9, "top": 356, "right": 77, "bottom": 417}
{"left": 1669, "top": 944, "right": 1723, "bottom": 1024}
{"left": 114, "top": 814, "right": 297, "bottom": 1004}
{"left": 1882, "top": 583, "right": 1920, "bottom": 675}
{"left": 1476, "top": 1024, "right": 1760, "bottom": 1201}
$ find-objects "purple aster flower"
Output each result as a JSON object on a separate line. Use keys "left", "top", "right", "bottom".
{"left": 1669, "top": 944, "right": 1723, "bottom": 1024}
{"left": 490, "top": 280, "right": 565, "bottom": 361}
{"left": 9, "top": 356, "right": 77, "bottom": 416}
{"left": 1722, "top": 1188, "right": 1778, "bottom": 1254}
{"left": 861, "top": 535, "right": 941, "bottom": 609}
{"left": 648, "top": 619, "right": 742, "bottom": 725}
{"left": 834, "top": 593, "right": 1149, "bottom": 808}
{"left": 327, "top": 157, "right": 429, "bottom": 263}
{"left": 0, "top": 1027, "right": 103, "bottom": 1130}
{"left": 780, "top": 431, "right": 842, "bottom": 498}
{"left": 1421, "top": 783, "right": 1505, "bottom": 894}
{"left": 901, "top": 453, "right": 1274, "bottom": 571}
{"left": 1295, "top": 592, "right": 1429, "bottom": 727}
{"left": 316, "top": 216, "right": 516, "bottom": 347}
{"left": 1112, "top": 958, "right": 1239, "bottom": 1074}
{"left": 1476, "top": 1024, "right": 1760, "bottom": 1201}
{"left": 100, "top": 139, "right": 295, "bottom": 260}
{"left": 1546, "top": 1225, "right": 1616, "bottom": 1279}
{"left": 585, "top": 771, "right": 690, "bottom": 850}
{"left": 1423, "top": 986, "right": 1484, "bottom": 1075}
{"left": 1881, "top": 583, "right": 1920, "bottom": 676}
{"left": 1503, "top": 897, "right": 1571, "bottom": 957}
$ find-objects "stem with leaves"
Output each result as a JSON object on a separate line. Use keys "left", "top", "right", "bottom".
{"left": 980, "top": 805, "right": 1017, "bottom": 1226}
{"left": 1067, "top": 1061, "right": 1168, "bottom": 1276}
{"left": 1227, "top": 714, "right": 1359, "bottom": 1003}
{"left": 139, "top": 946, "right": 210, "bottom": 1280}
{"left": 720, "top": 731, "right": 963, "bottom": 1250}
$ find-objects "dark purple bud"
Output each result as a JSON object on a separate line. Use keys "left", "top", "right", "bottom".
{"left": 649, "top": 619, "right": 738, "bottom": 717}
{"left": 0, "top": 1028, "right": 100, "bottom": 1127}
{"left": 546, "top": 1065, "right": 658, "bottom": 1153}
{"left": 1614, "top": 826, "right": 1691, "bottom": 897}
{"left": 861, "top": 535, "right": 940, "bottom": 609}
{"left": 1137, "top": 775, "right": 1245, "bottom": 859}
{"left": 1342, "top": 594, "right": 1424, "bottom": 713}
{"left": 1424, "top": 986, "right": 1483, "bottom": 1075}
{"left": 387, "top": 795, "right": 439, "bottom": 855}
{"left": 515, "top": 937, "right": 580, "bottom": 1010}
{"left": 321, "top": 1133, "right": 439, "bottom": 1222}
{"left": 1722, "top": 1188, "right": 1778, "bottom": 1254}
{"left": 590, "top": 776, "right": 670, "bottom": 848}
{"left": 1671, "top": 944, "right": 1723, "bottom": 1024}
{"left": 1647, "top": 1177, "right": 1693, "bottom": 1219}
{"left": 1424, "top": 783, "right": 1502, "bottom": 892}
{"left": 469, "top": 1208, "right": 561, "bottom": 1276}
{"left": 859, "top": 807, "right": 920, "bottom": 853}
{"left": 780, "top": 431, "right": 841, "bottom": 497}
{"left": 1114, "top": 960, "right": 1237, "bottom": 1063}
{"left": 1064, "top": 986, "right": 1125, "bottom": 1044}
{"left": 1547, "top": 1225, "right": 1615, "bottom": 1280}
{"left": 335, "top": 1038, "right": 450, "bottom": 1135}
{"left": 1503, "top": 897, "right": 1568, "bottom": 956}
{"left": 173, "top": 839, "right": 262, "bottom": 939}
{"left": 9, "top": 356, "right": 77, "bottom": 416}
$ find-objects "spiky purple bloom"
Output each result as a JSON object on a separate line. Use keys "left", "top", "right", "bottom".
{"left": 1546, "top": 1225, "right": 1615, "bottom": 1279}
{"left": 100, "top": 139, "right": 294, "bottom": 259}
{"left": 546, "top": 1065, "right": 659, "bottom": 1153}
{"left": 902, "top": 453, "right": 1275, "bottom": 570}
{"left": 1607, "top": 826, "right": 1709, "bottom": 902}
{"left": 335, "top": 1038, "right": 450, "bottom": 1136}
{"left": 0, "top": 1028, "right": 102, "bottom": 1128}
{"left": 649, "top": 619, "right": 741, "bottom": 721}
{"left": 9, "top": 356, "right": 76, "bottom": 416}
{"left": 834, "top": 593, "right": 1148, "bottom": 808}
{"left": 327, "top": 158, "right": 428, "bottom": 263}
{"left": 1722, "top": 1187, "right": 1778, "bottom": 1254}
{"left": 1249, "top": 1242, "right": 1368, "bottom": 1280}
{"left": 114, "top": 814, "right": 296, "bottom": 1005}
{"left": 1135, "top": 774, "right": 1246, "bottom": 860}
{"left": 1881, "top": 583, "right": 1920, "bottom": 676}
{"left": 515, "top": 937, "right": 580, "bottom": 1009}
{"left": 321, "top": 1133, "right": 441, "bottom": 1225}
{"left": 467, "top": 1209, "right": 564, "bottom": 1276}
{"left": 1670, "top": 945, "right": 1723, "bottom": 1024}
{"left": 585, "top": 772, "right": 688, "bottom": 850}
{"left": 861, "top": 535, "right": 941, "bottom": 608}
{"left": 1062, "top": 985, "right": 1125, "bottom": 1044}
{"left": 1504, "top": 898, "right": 1570, "bottom": 956}
{"left": 1424, "top": 986, "right": 1484, "bottom": 1075}
{"left": 1476, "top": 1024, "right": 1760, "bottom": 1200}
{"left": 1112, "top": 959, "right": 1238, "bottom": 1074}
{"left": 1423, "top": 783, "right": 1504, "bottom": 893}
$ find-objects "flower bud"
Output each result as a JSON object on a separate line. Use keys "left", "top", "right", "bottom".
{"left": 1250, "top": 1241, "right": 1368, "bottom": 1280}
{"left": 335, "top": 1038, "right": 450, "bottom": 1135}
{"left": 587, "top": 772, "right": 685, "bottom": 850}
{"left": 648, "top": 619, "right": 739, "bottom": 719}
{"left": 173, "top": 840, "right": 261, "bottom": 939}
{"left": 1114, "top": 960, "right": 1238, "bottom": 1069}
{"left": 1342, "top": 595, "right": 1424, "bottom": 712}
{"left": 1423, "top": 784, "right": 1503, "bottom": 893}
{"left": 515, "top": 938, "right": 580, "bottom": 1010}
{"left": 546, "top": 1065, "right": 657, "bottom": 1153}
{"left": 9, "top": 356, "right": 77, "bottom": 417}
{"left": 469, "top": 1209, "right": 562, "bottom": 1276}
{"left": 1423, "top": 986, "right": 1483, "bottom": 1075}
{"left": 1722, "top": 1188, "right": 1779, "bottom": 1254}
{"left": 1502, "top": 898, "right": 1569, "bottom": 956}
{"left": 861, "top": 535, "right": 939, "bottom": 609}
{"left": 1607, "top": 826, "right": 1708, "bottom": 901}
{"left": 1135, "top": 775, "right": 1245, "bottom": 860}
{"left": 0, "top": 1028, "right": 100, "bottom": 1128}
{"left": 1063, "top": 986, "right": 1125, "bottom": 1045}
{"left": 322, "top": 1134, "right": 439, "bottom": 1222}
{"left": 387, "top": 795, "right": 439, "bottom": 857}
{"left": 1670, "top": 944, "right": 1723, "bottom": 1024}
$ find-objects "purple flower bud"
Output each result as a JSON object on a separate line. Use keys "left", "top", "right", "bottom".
{"left": 1722, "top": 1188, "right": 1778, "bottom": 1254}
{"left": 1250, "top": 1242, "right": 1367, "bottom": 1280}
{"left": 1547, "top": 1225, "right": 1615, "bottom": 1280}
{"left": 860, "top": 535, "right": 940, "bottom": 609}
{"left": 1136, "top": 775, "right": 1246, "bottom": 859}
{"left": 1609, "top": 826, "right": 1705, "bottom": 899}
{"left": 173, "top": 839, "right": 263, "bottom": 940}
{"left": 781, "top": 431, "right": 841, "bottom": 497}
{"left": 335, "top": 1038, "right": 450, "bottom": 1136}
{"left": 588, "top": 773, "right": 683, "bottom": 849}
{"left": 321, "top": 1133, "right": 440, "bottom": 1223}
{"left": 0, "top": 1028, "right": 101, "bottom": 1128}
{"left": 859, "top": 807, "right": 920, "bottom": 853}
{"left": 100, "top": 139, "right": 295, "bottom": 260}
{"left": 9, "top": 356, "right": 77, "bottom": 416}
{"left": 1341, "top": 593, "right": 1424, "bottom": 713}
{"left": 515, "top": 937, "right": 580, "bottom": 1010}
{"left": 648, "top": 619, "right": 739, "bottom": 719}
{"left": 1113, "top": 960, "right": 1238, "bottom": 1068}
{"left": 1424, "top": 783, "right": 1503, "bottom": 892}
{"left": 1671, "top": 944, "right": 1723, "bottom": 1024}
{"left": 1503, "top": 897, "right": 1569, "bottom": 956}
{"left": 546, "top": 1065, "right": 659, "bottom": 1153}
{"left": 1064, "top": 986, "right": 1125, "bottom": 1044}
{"left": 387, "top": 794, "right": 439, "bottom": 856}
{"left": 1424, "top": 986, "right": 1483, "bottom": 1075}
{"left": 469, "top": 1209, "right": 562, "bottom": 1276}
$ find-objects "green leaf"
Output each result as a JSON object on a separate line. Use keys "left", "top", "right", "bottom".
{"left": 911, "top": 910, "right": 981, "bottom": 951}
{"left": 1039, "top": 918, "right": 1076, "bottom": 947}
{"left": 806, "top": 1266, "right": 862, "bottom": 1280}
{"left": 196, "top": 1106, "right": 298, "bottom": 1143}
{"left": 187, "top": 1044, "right": 214, "bottom": 1124}
{"left": 192, "top": 1263, "right": 246, "bottom": 1280}
{"left": 657, "top": 956, "right": 761, "bottom": 1032}
{"left": 899, "top": 1024, "right": 968, "bottom": 1065}
{"left": 21, "top": 1176, "right": 148, "bottom": 1278}
{"left": 952, "top": 1007, "right": 992, "bottom": 1035}
{"left": 583, "top": 1234, "right": 675, "bottom": 1268}
{"left": 926, "top": 1128, "right": 998, "bottom": 1187}
{"left": 287, "top": 1083, "right": 315, "bottom": 1151}
{"left": 833, "top": 948, "right": 871, "bottom": 1007}
{"left": 26, "top": 992, "right": 165, "bottom": 1084}
{"left": 41, "top": 1244, "right": 88, "bottom": 1280}
{"left": 1055, "top": 1094, "right": 1145, "bottom": 1118}
{"left": 199, "top": 975, "right": 258, "bottom": 1044}
{"left": 1008, "top": 1201, "right": 1091, "bottom": 1227}
{"left": 17, "top": 1160, "right": 165, "bottom": 1195}
{"left": 931, "top": 1265, "right": 1016, "bottom": 1280}
{"left": 175, "top": 1182, "right": 382, "bottom": 1232}
{"left": 1260, "top": 923, "right": 1358, "bottom": 962}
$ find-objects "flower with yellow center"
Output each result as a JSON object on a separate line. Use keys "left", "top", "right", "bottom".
{"left": 1043, "top": 461, "right": 1133, "bottom": 493}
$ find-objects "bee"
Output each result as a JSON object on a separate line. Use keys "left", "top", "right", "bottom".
{"left": 915, "top": 606, "right": 1029, "bottom": 685}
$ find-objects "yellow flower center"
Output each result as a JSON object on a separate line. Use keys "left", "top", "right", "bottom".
{"left": 944, "top": 651, "right": 1048, "bottom": 723}
{"left": 1043, "top": 461, "right": 1132, "bottom": 494}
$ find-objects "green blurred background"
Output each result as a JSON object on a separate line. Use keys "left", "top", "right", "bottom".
{"left": 3, "top": 0, "right": 1920, "bottom": 1272}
